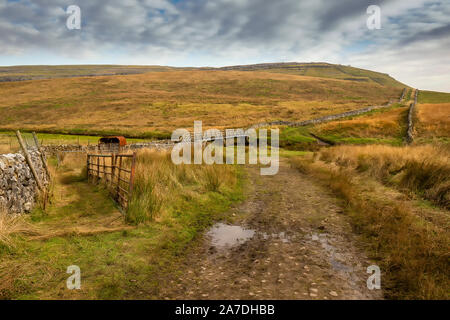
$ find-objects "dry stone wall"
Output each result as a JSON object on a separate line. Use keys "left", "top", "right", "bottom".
{"left": 41, "top": 141, "right": 175, "bottom": 155}
{"left": 406, "top": 89, "right": 419, "bottom": 144}
{"left": 0, "top": 149, "right": 49, "bottom": 214}
{"left": 250, "top": 103, "right": 393, "bottom": 129}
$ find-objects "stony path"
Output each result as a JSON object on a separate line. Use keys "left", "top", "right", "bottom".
{"left": 160, "top": 160, "right": 383, "bottom": 300}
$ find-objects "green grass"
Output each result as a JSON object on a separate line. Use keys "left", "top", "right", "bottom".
{"left": 279, "top": 149, "right": 311, "bottom": 158}
{"left": 418, "top": 90, "right": 450, "bottom": 103}
{"left": 317, "top": 135, "right": 403, "bottom": 146}
{"left": 17, "top": 186, "right": 241, "bottom": 299}
{"left": 279, "top": 126, "right": 319, "bottom": 150}
{"left": 0, "top": 130, "right": 153, "bottom": 154}
{"left": 0, "top": 129, "right": 170, "bottom": 142}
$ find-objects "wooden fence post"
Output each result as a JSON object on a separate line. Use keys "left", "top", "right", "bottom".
{"left": 32, "top": 132, "right": 51, "bottom": 179}
{"left": 16, "top": 130, "right": 44, "bottom": 191}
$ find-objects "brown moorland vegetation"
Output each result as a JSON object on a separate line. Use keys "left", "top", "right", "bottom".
{"left": 311, "top": 106, "right": 408, "bottom": 145}
{"left": 0, "top": 70, "right": 402, "bottom": 137}
{"left": 416, "top": 103, "right": 450, "bottom": 139}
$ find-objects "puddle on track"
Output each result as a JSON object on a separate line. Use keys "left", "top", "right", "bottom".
{"left": 207, "top": 223, "right": 256, "bottom": 249}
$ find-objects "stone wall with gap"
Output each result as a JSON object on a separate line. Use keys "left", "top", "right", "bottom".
{"left": 0, "top": 149, "right": 49, "bottom": 214}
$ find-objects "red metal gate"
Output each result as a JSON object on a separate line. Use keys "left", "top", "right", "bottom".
{"left": 87, "top": 153, "right": 136, "bottom": 211}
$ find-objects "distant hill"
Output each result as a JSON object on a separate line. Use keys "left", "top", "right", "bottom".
{"left": 0, "top": 62, "right": 407, "bottom": 88}
{"left": 0, "top": 65, "right": 177, "bottom": 82}
{"left": 210, "top": 62, "right": 407, "bottom": 88}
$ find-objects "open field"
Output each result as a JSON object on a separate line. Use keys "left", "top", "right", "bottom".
{"left": 0, "top": 131, "right": 147, "bottom": 154}
{"left": 0, "top": 70, "right": 402, "bottom": 137}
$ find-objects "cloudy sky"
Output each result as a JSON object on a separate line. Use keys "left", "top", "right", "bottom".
{"left": 0, "top": 0, "right": 449, "bottom": 91}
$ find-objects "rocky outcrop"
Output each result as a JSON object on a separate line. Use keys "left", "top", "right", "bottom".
{"left": 0, "top": 149, "right": 49, "bottom": 214}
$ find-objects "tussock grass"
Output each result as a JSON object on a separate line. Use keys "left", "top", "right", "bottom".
{"left": 126, "top": 149, "right": 238, "bottom": 224}
{"left": 290, "top": 152, "right": 450, "bottom": 299}
{"left": 318, "top": 145, "right": 450, "bottom": 209}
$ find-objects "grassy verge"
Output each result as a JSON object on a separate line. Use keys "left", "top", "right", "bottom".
{"left": 290, "top": 146, "right": 449, "bottom": 299}
{"left": 0, "top": 150, "right": 243, "bottom": 299}
{"left": 318, "top": 145, "right": 450, "bottom": 209}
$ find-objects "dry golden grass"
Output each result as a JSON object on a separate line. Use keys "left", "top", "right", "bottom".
{"left": 290, "top": 148, "right": 450, "bottom": 299}
{"left": 127, "top": 149, "right": 238, "bottom": 224}
{"left": 313, "top": 106, "right": 408, "bottom": 139}
{"left": 318, "top": 144, "right": 450, "bottom": 209}
{"left": 416, "top": 103, "right": 450, "bottom": 138}
{"left": 0, "top": 70, "right": 401, "bottom": 136}
{"left": 0, "top": 211, "right": 35, "bottom": 249}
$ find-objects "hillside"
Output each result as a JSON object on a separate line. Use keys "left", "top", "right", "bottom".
{"left": 213, "top": 62, "right": 407, "bottom": 88}
{"left": 0, "top": 69, "right": 403, "bottom": 138}
{"left": 0, "top": 62, "right": 406, "bottom": 88}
